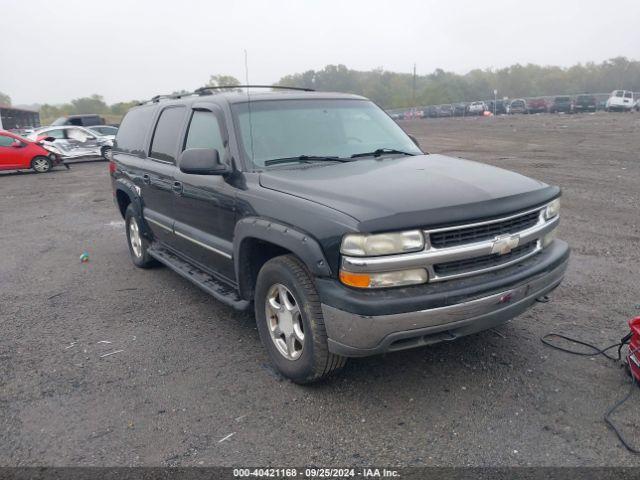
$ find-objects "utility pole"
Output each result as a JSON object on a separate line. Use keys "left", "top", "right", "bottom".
{"left": 412, "top": 63, "right": 417, "bottom": 117}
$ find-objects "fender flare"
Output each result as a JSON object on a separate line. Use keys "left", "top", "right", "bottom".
{"left": 233, "top": 217, "right": 332, "bottom": 281}
{"left": 113, "top": 179, "right": 154, "bottom": 238}
{"left": 114, "top": 178, "right": 143, "bottom": 216}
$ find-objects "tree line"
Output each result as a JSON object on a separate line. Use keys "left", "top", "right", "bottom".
{"left": 2, "top": 57, "right": 638, "bottom": 124}
{"left": 277, "top": 57, "right": 640, "bottom": 108}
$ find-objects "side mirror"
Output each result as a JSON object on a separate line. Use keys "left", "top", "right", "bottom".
{"left": 408, "top": 134, "right": 421, "bottom": 149}
{"left": 42, "top": 136, "right": 57, "bottom": 142}
{"left": 179, "top": 148, "right": 228, "bottom": 175}
{"left": 12, "top": 141, "right": 24, "bottom": 148}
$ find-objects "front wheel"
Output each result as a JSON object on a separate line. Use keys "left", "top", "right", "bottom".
{"left": 31, "top": 156, "right": 51, "bottom": 173}
{"left": 255, "top": 254, "right": 346, "bottom": 384}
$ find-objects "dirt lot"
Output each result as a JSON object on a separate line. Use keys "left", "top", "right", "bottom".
{"left": 1, "top": 112, "right": 639, "bottom": 467}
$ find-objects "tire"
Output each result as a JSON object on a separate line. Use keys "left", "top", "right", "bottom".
{"left": 31, "top": 156, "right": 51, "bottom": 173}
{"left": 101, "top": 146, "right": 112, "bottom": 160}
{"left": 124, "top": 204, "right": 156, "bottom": 268}
{"left": 255, "top": 254, "right": 346, "bottom": 384}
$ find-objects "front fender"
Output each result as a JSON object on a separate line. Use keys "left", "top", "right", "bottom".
{"left": 233, "top": 217, "right": 333, "bottom": 280}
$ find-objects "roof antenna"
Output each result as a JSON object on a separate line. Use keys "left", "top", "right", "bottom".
{"left": 244, "top": 49, "right": 255, "bottom": 163}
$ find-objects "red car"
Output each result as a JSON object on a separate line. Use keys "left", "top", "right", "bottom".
{"left": 0, "top": 130, "right": 65, "bottom": 173}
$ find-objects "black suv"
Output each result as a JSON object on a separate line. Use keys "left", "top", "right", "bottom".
{"left": 110, "top": 87, "right": 570, "bottom": 383}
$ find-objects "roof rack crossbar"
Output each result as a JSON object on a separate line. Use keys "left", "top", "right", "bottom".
{"left": 138, "top": 92, "right": 195, "bottom": 105}
{"left": 137, "top": 85, "right": 314, "bottom": 105}
{"left": 195, "top": 85, "right": 314, "bottom": 94}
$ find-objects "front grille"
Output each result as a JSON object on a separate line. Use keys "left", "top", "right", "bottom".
{"left": 429, "top": 210, "right": 540, "bottom": 249}
{"left": 433, "top": 241, "right": 537, "bottom": 277}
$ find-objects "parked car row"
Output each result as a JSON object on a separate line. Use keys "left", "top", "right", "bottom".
{"left": 0, "top": 116, "right": 119, "bottom": 173}
{"left": 411, "top": 90, "right": 637, "bottom": 119}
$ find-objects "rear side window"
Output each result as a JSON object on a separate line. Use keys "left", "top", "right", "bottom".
{"left": 150, "top": 107, "right": 186, "bottom": 163}
{"left": 115, "top": 106, "right": 156, "bottom": 156}
{"left": 184, "top": 111, "right": 225, "bottom": 152}
{"left": 43, "top": 129, "right": 65, "bottom": 139}
{"left": 0, "top": 135, "right": 14, "bottom": 147}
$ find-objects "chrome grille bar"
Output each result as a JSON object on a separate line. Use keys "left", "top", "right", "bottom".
{"left": 341, "top": 203, "right": 559, "bottom": 282}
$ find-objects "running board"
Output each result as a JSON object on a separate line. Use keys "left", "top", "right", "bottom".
{"left": 148, "top": 244, "right": 250, "bottom": 311}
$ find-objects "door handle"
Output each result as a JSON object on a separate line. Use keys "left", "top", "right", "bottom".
{"left": 142, "top": 174, "right": 151, "bottom": 185}
{"left": 172, "top": 181, "right": 183, "bottom": 194}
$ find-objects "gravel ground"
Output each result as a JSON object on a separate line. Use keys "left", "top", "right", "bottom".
{"left": 1, "top": 112, "right": 639, "bottom": 467}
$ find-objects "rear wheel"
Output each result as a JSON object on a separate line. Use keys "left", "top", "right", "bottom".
{"left": 125, "top": 205, "right": 156, "bottom": 268}
{"left": 255, "top": 254, "right": 346, "bottom": 384}
{"left": 31, "top": 156, "right": 51, "bottom": 173}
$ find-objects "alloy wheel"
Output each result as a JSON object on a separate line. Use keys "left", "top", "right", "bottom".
{"left": 265, "top": 283, "right": 304, "bottom": 360}
{"left": 129, "top": 217, "right": 143, "bottom": 258}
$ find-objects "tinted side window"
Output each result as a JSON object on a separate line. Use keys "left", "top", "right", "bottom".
{"left": 0, "top": 135, "right": 15, "bottom": 147}
{"left": 184, "top": 111, "right": 225, "bottom": 152}
{"left": 150, "top": 107, "right": 186, "bottom": 163}
{"left": 115, "top": 106, "right": 156, "bottom": 156}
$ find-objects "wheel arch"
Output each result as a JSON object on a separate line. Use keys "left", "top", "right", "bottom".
{"left": 234, "top": 217, "right": 332, "bottom": 301}
{"left": 114, "top": 179, "right": 143, "bottom": 219}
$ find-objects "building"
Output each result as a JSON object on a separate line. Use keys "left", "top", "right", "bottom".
{"left": 0, "top": 105, "right": 41, "bottom": 130}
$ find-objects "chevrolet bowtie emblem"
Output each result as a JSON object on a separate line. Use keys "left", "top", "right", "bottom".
{"left": 491, "top": 234, "right": 520, "bottom": 255}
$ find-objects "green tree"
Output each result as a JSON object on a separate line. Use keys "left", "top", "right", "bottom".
{"left": 206, "top": 74, "right": 241, "bottom": 91}
{"left": 110, "top": 100, "right": 140, "bottom": 116}
{"left": 71, "top": 94, "right": 109, "bottom": 114}
{"left": 0, "top": 91, "right": 11, "bottom": 106}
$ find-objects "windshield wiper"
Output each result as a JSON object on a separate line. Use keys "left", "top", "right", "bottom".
{"left": 264, "top": 155, "right": 349, "bottom": 166}
{"left": 350, "top": 148, "right": 416, "bottom": 159}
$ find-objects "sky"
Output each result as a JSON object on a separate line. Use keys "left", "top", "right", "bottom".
{"left": 2, "top": 0, "right": 639, "bottom": 105}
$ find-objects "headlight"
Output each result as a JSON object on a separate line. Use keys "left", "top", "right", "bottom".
{"left": 340, "top": 230, "right": 424, "bottom": 257}
{"left": 543, "top": 199, "right": 560, "bottom": 220}
{"left": 339, "top": 268, "right": 428, "bottom": 289}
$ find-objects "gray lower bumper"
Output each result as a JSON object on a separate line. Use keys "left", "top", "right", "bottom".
{"left": 322, "top": 258, "right": 568, "bottom": 357}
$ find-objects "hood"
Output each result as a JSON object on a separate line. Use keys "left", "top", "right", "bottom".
{"left": 259, "top": 154, "right": 556, "bottom": 232}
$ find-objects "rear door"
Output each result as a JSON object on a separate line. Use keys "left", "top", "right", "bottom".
{"left": 172, "top": 105, "right": 236, "bottom": 281}
{"left": 0, "top": 133, "right": 23, "bottom": 169}
{"left": 141, "top": 105, "right": 187, "bottom": 247}
{"left": 65, "top": 127, "right": 100, "bottom": 157}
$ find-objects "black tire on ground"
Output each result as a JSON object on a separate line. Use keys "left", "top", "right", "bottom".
{"left": 255, "top": 254, "right": 346, "bottom": 384}
{"left": 30, "top": 156, "right": 51, "bottom": 173}
{"left": 124, "top": 204, "right": 157, "bottom": 268}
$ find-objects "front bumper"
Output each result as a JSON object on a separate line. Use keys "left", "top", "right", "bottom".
{"left": 320, "top": 240, "right": 569, "bottom": 357}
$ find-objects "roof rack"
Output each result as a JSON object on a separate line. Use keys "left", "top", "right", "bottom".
{"left": 137, "top": 91, "right": 195, "bottom": 106}
{"left": 194, "top": 85, "right": 314, "bottom": 95}
{"left": 137, "top": 85, "right": 314, "bottom": 105}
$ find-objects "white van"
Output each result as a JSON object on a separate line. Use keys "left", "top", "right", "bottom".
{"left": 605, "top": 90, "right": 635, "bottom": 111}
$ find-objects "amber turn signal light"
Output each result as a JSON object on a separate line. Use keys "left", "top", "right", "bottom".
{"left": 339, "top": 270, "right": 371, "bottom": 288}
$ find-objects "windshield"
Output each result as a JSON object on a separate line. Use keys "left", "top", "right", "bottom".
{"left": 51, "top": 117, "right": 68, "bottom": 126}
{"left": 231, "top": 99, "right": 422, "bottom": 168}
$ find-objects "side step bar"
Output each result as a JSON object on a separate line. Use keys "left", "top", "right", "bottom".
{"left": 148, "top": 244, "right": 250, "bottom": 311}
